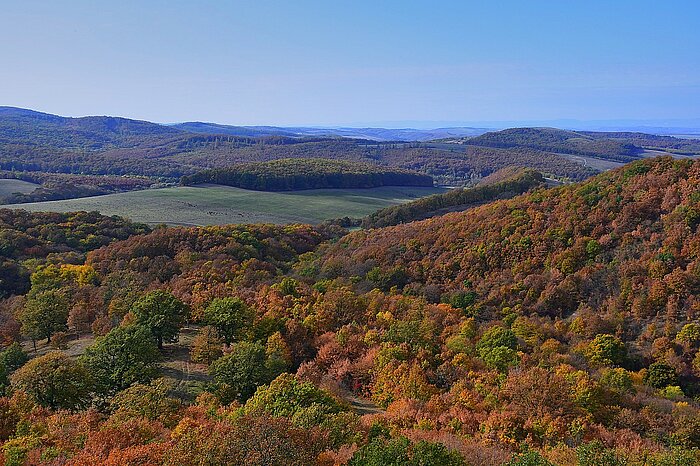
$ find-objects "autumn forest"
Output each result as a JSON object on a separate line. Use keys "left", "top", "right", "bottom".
{"left": 0, "top": 154, "right": 696, "bottom": 465}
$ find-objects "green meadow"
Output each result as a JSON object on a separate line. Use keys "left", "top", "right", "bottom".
{"left": 4, "top": 184, "right": 447, "bottom": 226}
{"left": 0, "top": 179, "right": 40, "bottom": 198}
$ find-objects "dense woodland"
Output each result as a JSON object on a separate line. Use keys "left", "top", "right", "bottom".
{"left": 180, "top": 158, "right": 434, "bottom": 191}
{"left": 0, "top": 210, "right": 150, "bottom": 299}
{"left": 0, "top": 157, "right": 696, "bottom": 464}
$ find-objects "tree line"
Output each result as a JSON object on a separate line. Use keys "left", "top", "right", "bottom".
{"left": 361, "top": 167, "right": 544, "bottom": 228}
{"left": 180, "top": 158, "right": 434, "bottom": 191}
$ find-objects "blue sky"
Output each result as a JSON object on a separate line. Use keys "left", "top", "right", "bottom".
{"left": 1, "top": 0, "right": 698, "bottom": 126}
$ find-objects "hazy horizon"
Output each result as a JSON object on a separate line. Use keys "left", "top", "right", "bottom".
{"left": 6, "top": 105, "right": 700, "bottom": 133}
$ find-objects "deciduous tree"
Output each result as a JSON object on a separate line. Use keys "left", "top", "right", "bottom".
{"left": 11, "top": 352, "right": 91, "bottom": 410}
{"left": 81, "top": 325, "right": 160, "bottom": 396}
{"left": 203, "top": 297, "right": 253, "bottom": 346}
{"left": 18, "top": 290, "right": 69, "bottom": 344}
{"left": 132, "top": 291, "right": 188, "bottom": 349}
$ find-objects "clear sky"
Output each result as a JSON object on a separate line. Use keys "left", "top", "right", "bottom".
{"left": 1, "top": 0, "right": 699, "bottom": 126}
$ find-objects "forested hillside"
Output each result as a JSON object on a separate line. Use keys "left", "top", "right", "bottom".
{"left": 0, "top": 157, "right": 697, "bottom": 464}
{"left": 0, "top": 107, "right": 182, "bottom": 150}
{"left": 2, "top": 108, "right": 698, "bottom": 195}
{"left": 361, "top": 167, "right": 544, "bottom": 228}
{"left": 0, "top": 210, "right": 149, "bottom": 298}
{"left": 463, "top": 128, "right": 643, "bottom": 162}
{"left": 180, "top": 158, "right": 434, "bottom": 191}
{"left": 580, "top": 131, "right": 700, "bottom": 156}
{"left": 455, "top": 127, "right": 700, "bottom": 162}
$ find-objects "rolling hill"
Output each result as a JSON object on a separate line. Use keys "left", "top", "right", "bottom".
{"left": 0, "top": 106, "right": 182, "bottom": 149}
{"left": 461, "top": 127, "right": 643, "bottom": 161}
{"left": 0, "top": 108, "right": 597, "bottom": 183}
{"left": 0, "top": 156, "right": 698, "bottom": 464}
{"left": 1, "top": 107, "right": 697, "bottom": 208}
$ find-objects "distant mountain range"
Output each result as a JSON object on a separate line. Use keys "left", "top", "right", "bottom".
{"left": 3, "top": 107, "right": 698, "bottom": 143}
{"left": 342, "top": 118, "right": 700, "bottom": 136}
{"left": 172, "top": 120, "right": 700, "bottom": 141}
{"left": 170, "top": 122, "right": 488, "bottom": 141}
{"left": 0, "top": 106, "right": 698, "bottom": 187}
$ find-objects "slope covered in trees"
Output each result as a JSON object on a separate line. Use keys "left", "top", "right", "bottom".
{"left": 361, "top": 167, "right": 544, "bottom": 228}
{"left": 321, "top": 156, "right": 700, "bottom": 316}
{"left": 383, "top": 144, "right": 596, "bottom": 182}
{"left": 460, "top": 127, "right": 700, "bottom": 161}
{"left": 0, "top": 209, "right": 149, "bottom": 298}
{"left": 0, "top": 157, "right": 697, "bottom": 463}
{"left": 580, "top": 131, "right": 700, "bottom": 156}
{"left": 464, "top": 127, "right": 643, "bottom": 162}
{"left": 180, "top": 158, "right": 434, "bottom": 191}
{"left": 0, "top": 106, "right": 182, "bottom": 150}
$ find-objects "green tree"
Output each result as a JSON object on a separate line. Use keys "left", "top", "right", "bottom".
{"left": 81, "top": 324, "right": 160, "bottom": 396}
{"left": 480, "top": 345, "right": 520, "bottom": 372}
{"left": 243, "top": 373, "right": 343, "bottom": 420}
{"left": 476, "top": 326, "right": 520, "bottom": 372}
{"left": 264, "top": 332, "right": 291, "bottom": 376}
{"left": 10, "top": 352, "right": 91, "bottom": 410}
{"left": 132, "top": 290, "right": 189, "bottom": 349}
{"left": 644, "top": 362, "right": 678, "bottom": 388}
{"left": 349, "top": 436, "right": 411, "bottom": 466}
{"left": 348, "top": 436, "right": 464, "bottom": 466}
{"left": 575, "top": 441, "right": 625, "bottom": 466}
{"left": 110, "top": 378, "right": 181, "bottom": 426}
{"left": 599, "top": 367, "right": 633, "bottom": 394}
{"left": 676, "top": 323, "right": 700, "bottom": 346}
{"left": 203, "top": 297, "right": 253, "bottom": 346}
{"left": 18, "top": 290, "right": 69, "bottom": 344}
{"left": 274, "top": 277, "right": 300, "bottom": 297}
{"left": 0, "top": 343, "right": 28, "bottom": 373}
{"left": 671, "top": 416, "right": 700, "bottom": 449}
{"left": 209, "top": 341, "right": 270, "bottom": 403}
{"left": 504, "top": 449, "right": 554, "bottom": 466}
{"left": 477, "top": 326, "right": 518, "bottom": 350}
{"left": 409, "top": 441, "right": 465, "bottom": 466}
{"left": 243, "top": 373, "right": 358, "bottom": 447}
{"left": 0, "top": 343, "right": 28, "bottom": 392}
{"left": 588, "top": 334, "right": 626, "bottom": 366}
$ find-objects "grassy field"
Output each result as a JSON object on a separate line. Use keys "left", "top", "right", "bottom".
{"left": 0, "top": 179, "right": 39, "bottom": 198}
{"left": 4, "top": 184, "right": 447, "bottom": 225}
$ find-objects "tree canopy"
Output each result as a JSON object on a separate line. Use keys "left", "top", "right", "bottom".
{"left": 132, "top": 290, "right": 189, "bottom": 349}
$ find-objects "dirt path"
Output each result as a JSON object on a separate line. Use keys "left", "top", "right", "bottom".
{"left": 340, "top": 388, "right": 385, "bottom": 415}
